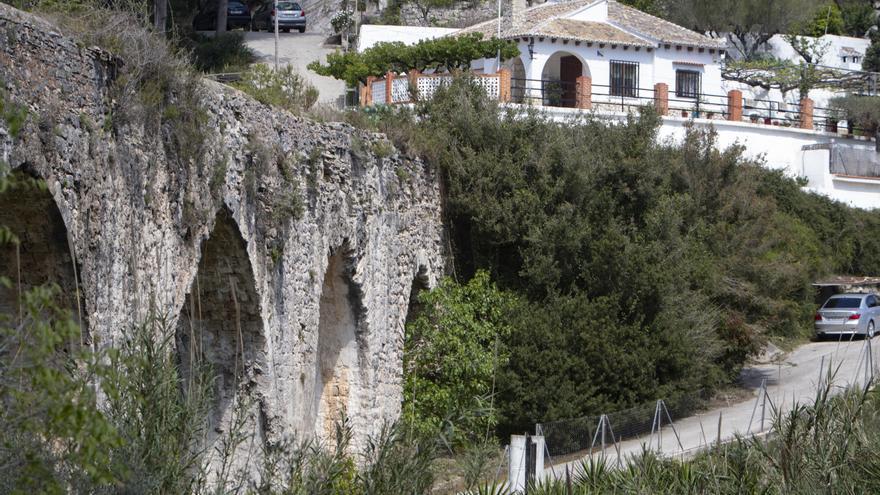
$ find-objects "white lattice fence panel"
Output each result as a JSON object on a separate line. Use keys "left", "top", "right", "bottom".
{"left": 391, "top": 77, "right": 410, "bottom": 103}
{"left": 372, "top": 79, "right": 386, "bottom": 105}
{"left": 477, "top": 75, "right": 500, "bottom": 100}
{"left": 416, "top": 75, "right": 453, "bottom": 101}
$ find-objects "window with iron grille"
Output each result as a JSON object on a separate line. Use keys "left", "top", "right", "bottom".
{"left": 675, "top": 70, "right": 701, "bottom": 98}
{"left": 610, "top": 60, "right": 639, "bottom": 97}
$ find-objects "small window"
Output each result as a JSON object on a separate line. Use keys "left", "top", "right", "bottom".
{"left": 610, "top": 60, "right": 639, "bottom": 97}
{"left": 675, "top": 69, "right": 701, "bottom": 98}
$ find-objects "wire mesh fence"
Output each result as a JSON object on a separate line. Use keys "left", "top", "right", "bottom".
{"left": 536, "top": 335, "right": 880, "bottom": 476}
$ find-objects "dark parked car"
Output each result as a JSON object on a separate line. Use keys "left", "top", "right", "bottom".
{"left": 251, "top": 1, "right": 306, "bottom": 33}
{"left": 193, "top": 1, "right": 252, "bottom": 31}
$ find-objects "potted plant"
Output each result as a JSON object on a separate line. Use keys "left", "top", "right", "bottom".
{"left": 706, "top": 111, "right": 715, "bottom": 119}
{"left": 764, "top": 116, "right": 772, "bottom": 125}
{"left": 749, "top": 113, "right": 759, "bottom": 123}
{"left": 681, "top": 110, "right": 688, "bottom": 117}
{"left": 544, "top": 80, "right": 564, "bottom": 107}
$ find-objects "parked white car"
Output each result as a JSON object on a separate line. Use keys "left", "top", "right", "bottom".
{"left": 815, "top": 293, "right": 880, "bottom": 339}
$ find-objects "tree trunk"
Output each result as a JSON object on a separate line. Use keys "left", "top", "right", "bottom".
{"left": 154, "top": 0, "right": 167, "bottom": 33}
{"left": 216, "top": 0, "right": 228, "bottom": 34}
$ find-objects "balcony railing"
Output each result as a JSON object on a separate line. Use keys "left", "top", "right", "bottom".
{"left": 361, "top": 70, "right": 507, "bottom": 106}
{"left": 361, "top": 70, "right": 867, "bottom": 136}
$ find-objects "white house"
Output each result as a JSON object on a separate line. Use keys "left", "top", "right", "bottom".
{"left": 457, "top": 0, "right": 726, "bottom": 108}
{"left": 723, "top": 34, "right": 873, "bottom": 118}
{"left": 749, "top": 34, "right": 870, "bottom": 72}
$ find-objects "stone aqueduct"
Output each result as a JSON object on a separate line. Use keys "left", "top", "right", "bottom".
{"left": 0, "top": 2, "right": 445, "bottom": 459}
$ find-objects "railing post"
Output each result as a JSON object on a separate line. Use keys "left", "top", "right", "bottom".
{"left": 800, "top": 97, "right": 814, "bottom": 130}
{"left": 653, "top": 82, "right": 668, "bottom": 116}
{"left": 385, "top": 71, "right": 394, "bottom": 104}
{"left": 576, "top": 75, "right": 592, "bottom": 109}
{"left": 364, "top": 76, "right": 375, "bottom": 107}
{"left": 498, "top": 68, "right": 511, "bottom": 102}
{"left": 727, "top": 90, "right": 742, "bottom": 122}
{"left": 408, "top": 69, "right": 421, "bottom": 102}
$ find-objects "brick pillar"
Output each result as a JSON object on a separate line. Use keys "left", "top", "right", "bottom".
{"left": 497, "top": 68, "right": 512, "bottom": 102}
{"left": 727, "top": 90, "right": 743, "bottom": 122}
{"left": 364, "top": 76, "right": 374, "bottom": 106}
{"left": 800, "top": 97, "right": 814, "bottom": 130}
{"left": 576, "top": 76, "right": 592, "bottom": 109}
{"left": 385, "top": 71, "right": 394, "bottom": 104}
{"left": 653, "top": 82, "right": 669, "bottom": 116}
{"left": 408, "top": 69, "right": 421, "bottom": 101}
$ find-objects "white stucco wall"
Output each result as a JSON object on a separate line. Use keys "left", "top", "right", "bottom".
{"left": 653, "top": 46, "right": 724, "bottom": 97}
{"left": 357, "top": 25, "right": 458, "bottom": 52}
{"left": 503, "top": 37, "right": 724, "bottom": 107}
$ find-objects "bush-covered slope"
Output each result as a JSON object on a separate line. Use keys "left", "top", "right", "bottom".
{"left": 396, "top": 81, "right": 880, "bottom": 437}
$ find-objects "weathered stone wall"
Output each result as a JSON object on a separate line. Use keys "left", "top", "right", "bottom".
{"left": 399, "top": 0, "right": 499, "bottom": 28}
{"left": 0, "top": 1, "right": 445, "bottom": 469}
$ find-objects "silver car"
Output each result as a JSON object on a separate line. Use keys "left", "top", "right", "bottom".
{"left": 251, "top": 1, "right": 306, "bottom": 33}
{"left": 815, "top": 293, "right": 880, "bottom": 339}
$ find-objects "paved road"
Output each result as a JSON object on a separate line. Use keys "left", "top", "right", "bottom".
{"left": 243, "top": 31, "right": 347, "bottom": 105}
{"left": 543, "top": 336, "right": 879, "bottom": 478}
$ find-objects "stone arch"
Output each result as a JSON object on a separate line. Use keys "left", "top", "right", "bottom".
{"left": 176, "top": 207, "right": 267, "bottom": 446}
{"left": 0, "top": 169, "right": 85, "bottom": 336}
{"left": 312, "top": 245, "right": 366, "bottom": 443}
{"left": 540, "top": 50, "right": 590, "bottom": 107}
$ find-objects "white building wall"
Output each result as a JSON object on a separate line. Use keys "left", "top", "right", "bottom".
{"left": 653, "top": 47, "right": 723, "bottom": 97}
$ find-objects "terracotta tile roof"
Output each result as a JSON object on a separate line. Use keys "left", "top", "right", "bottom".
{"left": 606, "top": 1, "right": 725, "bottom": 49}
{"left": 457, "top": 0, "right": 725, "bottom": 49}
{"left": 513, "top": 18, "right": 652, "bottom": 46}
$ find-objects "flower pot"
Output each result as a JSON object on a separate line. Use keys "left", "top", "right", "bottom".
{"left": 764, "top": 117, "right": 771, "bottom": 125}
{"left": 681, "top": 110, "right": 688, "bottom": 117}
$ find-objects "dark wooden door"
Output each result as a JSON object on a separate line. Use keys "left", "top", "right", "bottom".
{"left": 559, "top": 56, "right": 582, "bottom": 107}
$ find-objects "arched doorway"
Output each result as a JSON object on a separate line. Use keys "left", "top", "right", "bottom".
{"left": 510, "top": 57, "right": 526, "bottom": 104}
{"left": 541, "top": 51, "right": 589, "bottom": 107}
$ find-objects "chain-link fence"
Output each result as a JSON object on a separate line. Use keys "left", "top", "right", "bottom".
{"left": 536, "top": 335, "right": 880, "bottom": 477}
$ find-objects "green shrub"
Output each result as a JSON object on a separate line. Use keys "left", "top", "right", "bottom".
{"left": 187, "top": 32, "right": 257, "bottom": 73}
{"left": 403, "top": 271, "right": 517, "bottom": 449}
{"left": 235, "top": 64, "right": 319, "bottom": 114}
